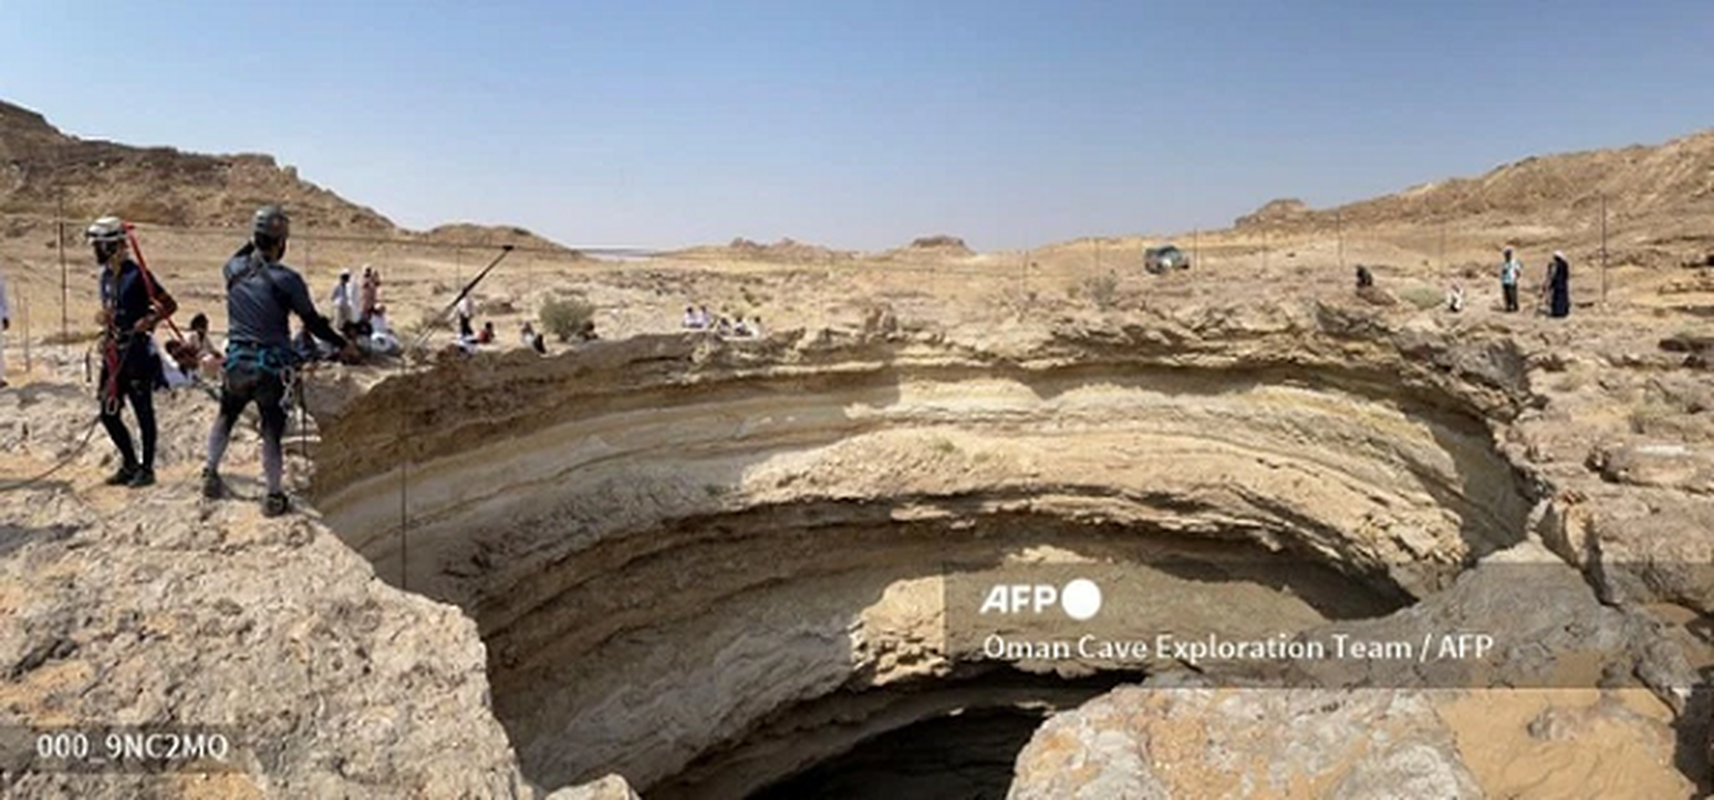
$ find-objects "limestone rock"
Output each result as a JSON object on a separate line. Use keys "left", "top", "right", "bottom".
{"left": 1292, "top": 542, "right": 1703, "bottom": 701}
{"left": 1008, "top": 686, "right": 1479, "bottom": 799}
{"left": 544, "top": 774, "right": 642, "bottom": 800}
{"left": 1589, "top": 440, "right": 1714, "bottom": 494}
{"left": 0, "top": 483, "right": 531, "bottom": 798}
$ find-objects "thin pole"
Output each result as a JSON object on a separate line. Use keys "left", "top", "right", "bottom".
{"left": 397, "top": 376, "right": 409, "bottom": 592}
{"left": 399, "top": 446, "right": 408, "bottom": 591}
{"left": 1019, "top": 250, "right": 1027, "bottom": 298}
{"left": 58, "top": 193, "right": 67, "bottom": 353}
{"left": 1600, "top": 194, "right": 1609, "bottom": 308}
{"left": 21, "top": 290, "right": 30, "bottom": 375}
{"left": 1337, "top": 211, "right": 1344, "bottom": 270}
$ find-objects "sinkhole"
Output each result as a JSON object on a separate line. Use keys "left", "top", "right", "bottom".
{"left": 307, "top": 353, "right": 1535, "bottom": 798}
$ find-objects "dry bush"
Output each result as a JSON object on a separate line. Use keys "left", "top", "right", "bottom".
{"left": 478, "top": 297, "right": 516, "bottom": 316}
{"left": 1080, "top": 273, "right": 1120, "bottom": 310}
{"left": 540, "top": 297, "right": 596, "bottom": 342}
{"left": 1399, "top": 285, "right": 1444, "bottom": 310}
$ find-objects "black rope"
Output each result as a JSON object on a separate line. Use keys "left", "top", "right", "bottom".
{"left": 0, "top": 323, "right": 145, "bottom": 493}
{"left": 0, "top": 416, "right": 104, "bottom": 492}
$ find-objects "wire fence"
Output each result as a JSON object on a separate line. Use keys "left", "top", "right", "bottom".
{"left": 3, "top": 194, "right": 1632, "bottom": 381}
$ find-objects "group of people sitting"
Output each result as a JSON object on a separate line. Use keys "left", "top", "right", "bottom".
{"left": 682, "top": 305, "right": 764, "bottom": 338}
{"left": 453, "top": 295, "right": 585, "bottom": 357}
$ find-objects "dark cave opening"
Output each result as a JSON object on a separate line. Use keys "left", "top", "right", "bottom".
{"left": 748, "top": 706, "right": 1046, "bottom": 800}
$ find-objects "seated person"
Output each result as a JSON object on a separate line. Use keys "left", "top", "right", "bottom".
{"left": 1445, "top": 283, "right": 1465, "bottom": 313}
{"left": 576, "top": 319, "right": 599, "bottom": 342}
{"left": 156, "top": 340, "right": 194, "bottom": 389}
{"left": 521, "top": 322, "right": 548, "bottom": 354}
{"left": 477, "top": 321, "right": 495, "bottom": 344}
{"left": 367, "top": 306, "right": 401, "bottom": 355}
{"left": 683, "top": 305, "right": 703, "bottom": 329}
{"left": 184, "top": 313, "right": 222, "bottom": 379}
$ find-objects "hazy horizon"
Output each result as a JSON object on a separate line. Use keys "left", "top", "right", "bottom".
{"left": 3, "top": 1, "right": 1712, "bottom": 252}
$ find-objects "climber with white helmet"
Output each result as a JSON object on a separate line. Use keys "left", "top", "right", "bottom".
{"left": 90, "top": 216, "right": 177, "bottom": 488}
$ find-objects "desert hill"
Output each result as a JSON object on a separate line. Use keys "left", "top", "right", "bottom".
{"left": 0, "top": 99, "right": 394, "bottom": 231}
{"left": 0, "top": 99, "right": 583, "bottom": 254}
{"left": 1234, "top": 129, "right": 1714, "bottom": 233}
{"left": 886, "top": 234, "right": 975, "bottom": 259}
{"left": 415, "top": 223, "right": 581, "bottom": 254}
{"left": 671, "top": 236, "right": 857, "bottom": 263}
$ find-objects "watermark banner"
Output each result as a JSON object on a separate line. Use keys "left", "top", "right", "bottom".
{"left": 0, "top": 725, "right": 250, "bottom": 776}
{"left": 942, "top": 559, "right": 1714, "bottom": 690}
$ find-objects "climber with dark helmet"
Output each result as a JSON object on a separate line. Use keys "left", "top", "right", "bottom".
{"left": 202, "top": 205, "right": 357, "bottom": 517}
{"left": 91, "top": 215, "right": 177, "bottom": 488}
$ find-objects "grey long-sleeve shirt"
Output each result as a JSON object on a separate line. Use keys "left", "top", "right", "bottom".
{"left": 223, "top": 252, "right": 346, "bottom": 351}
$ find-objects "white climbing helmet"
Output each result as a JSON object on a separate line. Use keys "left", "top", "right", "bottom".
{"left": 85, "top": 216, "right": 126, "bottom": 243}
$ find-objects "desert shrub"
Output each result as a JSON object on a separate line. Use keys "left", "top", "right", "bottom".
{"left": 1549, "top": 372, "right": 1587, "bottom": 393}
{"left": 1399, "top": 285, "right": 1444, "bottom": 310}
{"left": 1081, "top": 272, "right": 1120, "bottom": 310}
{"left": 540, "top": 296, "right": 596, "bottom": 342}
{"left": 1628, "top": 400, "right": 1685, "bottom": 435}
{"left": 478, "top": 297, "right": 517, "bottom": 315}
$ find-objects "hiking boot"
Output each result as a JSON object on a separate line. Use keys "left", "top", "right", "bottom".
{"left": 126, "top": 468, "right": 156, "bottom": 488}
{"left": 200, "top": 468, "right": 227, "bottom": 500}
{"left": 262, "top": 492, "right": 291, "bottom": 518}
{"left": 105, "top": 464, "right": 139, "bottom": 486}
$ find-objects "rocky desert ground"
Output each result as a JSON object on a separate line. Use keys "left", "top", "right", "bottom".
{"left": 5, "top": 97, "right": 1714, "bottom": 798}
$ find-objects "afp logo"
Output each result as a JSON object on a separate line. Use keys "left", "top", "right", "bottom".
{"left": 978, "top": 578, "right": 1102, "bottom": 621}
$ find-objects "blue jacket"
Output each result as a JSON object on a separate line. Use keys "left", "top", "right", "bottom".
{"left": 99, "top": 259, "right": 169, "bottom": 333}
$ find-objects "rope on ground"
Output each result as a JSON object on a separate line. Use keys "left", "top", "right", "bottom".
{"left": 0, "top": 415, "right": 103, "bottom": 493}
{"left": 1, "top": 323, "right": 148, "bottom": 494}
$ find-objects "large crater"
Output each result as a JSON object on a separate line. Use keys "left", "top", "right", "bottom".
{"left": 309, "top": 310, "right": 1541, "bottom": 796}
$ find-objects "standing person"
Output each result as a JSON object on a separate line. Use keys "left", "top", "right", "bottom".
{"left": 0, "top": 265, "right": 10, "bottom": 388}
{"left": 202, "top": 206, "right": 355, "bottom": 517}
{"left": 1547, "top": 251, "right": 1572, "bottom": 318}
{"left": 456, "top": 292, "right": 476, "bottom": 339}
{"left": 89, "top": 217, "right": 177, "bottom": 487}
{"left": 358, "top": 265, "right": 379, "bottom": 323}
{"left": 330, "top": 269, "right": 355, "bottom": 329}
{"left": 1500, "top": 248, "right": 1523, "bottom": 312}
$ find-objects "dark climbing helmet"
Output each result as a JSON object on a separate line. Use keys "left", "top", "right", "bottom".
{"left": 252, "top": 204, "right": 291, "bottom": 251}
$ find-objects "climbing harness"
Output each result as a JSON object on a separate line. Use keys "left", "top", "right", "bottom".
{"left": 122, "top": 222, "right": 184, "bottom": 343}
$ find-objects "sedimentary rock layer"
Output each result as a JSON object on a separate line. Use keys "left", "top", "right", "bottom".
{"left": 309, "top": 299, "right": 1541, "bottom": 792}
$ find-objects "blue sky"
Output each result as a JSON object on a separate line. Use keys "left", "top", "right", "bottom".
{"left": 2, "top": 1, "right": 1711, "bottom": 251}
